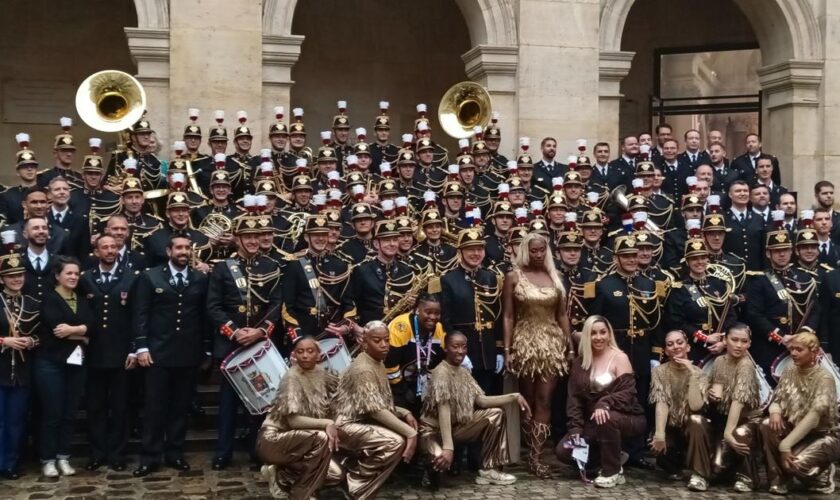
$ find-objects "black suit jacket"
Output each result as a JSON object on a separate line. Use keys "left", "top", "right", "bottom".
{"left": 818, "top": 240, "right": 840, "bottom": 268}
{"left": 5, "top": 221, "right": 70, "bottom": 257}
{"left": 80, "top": 266, "right": 140, "bottom": 368}
{"left": 723, "top": 210, "right": 766, "bottom": 271}
{"left": 22, "top": 248, "right": 56, "bottom": 302}
{"left": 590, "top": 163, "right": 631, "bottom": 193}
{"left": 711, "top": 162, "right": 740, "bottom": 194}
{"left": 38, "top": 288, "right": 96, "bottom": 363}
{"left": 532, "top": 160, "right": 568, "bottom": 192}
{"left": 606, "top": 158, "right": 636, "bottom": 190}
{"left": 133, "top": 265, "right": 209, "bottom": 367}
{"left": 731, "top": 152, "right": 781, "bottom": 186}
{"left": 0, "top": 186, "right": 28, "bottom": 225}
{"left": 677, "top": 150, "right": 710, "bottom": 169}
{"left": 656, "top": 158, "right": 694, "bottom": 202}
{"left": 48, "top": 208, "right": 90, "bottom": 258}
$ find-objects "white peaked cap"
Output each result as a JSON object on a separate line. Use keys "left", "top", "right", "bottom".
{"left": 188, "top": 108, "right": 200, "bottom": 118}
{"left": 401, "top": 134, "right": 413, "bottom": 143}
{"left": 355, "top": 128, "right": 366, "bottom": 137}
{"left": 379, "top": 101, "right": 390, "bottom": 110}
{"left": 236, "top": 110, "right": 248, "bottom": 121}
{"left": 214, "top": 110, "right": 225, "bottom": 120}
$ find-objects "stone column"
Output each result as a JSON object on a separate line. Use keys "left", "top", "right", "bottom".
{"left": 598, "top": 50, "right": 634, "bottom": 153}
{"left": 125, "top": 27, "right": 171, "bottom": 146}
{"left": 462, "top": 44, "right": 519, "bottom": 158}
{"left": 516, "top": 0, "right": 601, "bottom": 155}
{"left": 261, "top": 34, "right": 304, "bottom": 132}
{"left": 757, "top": 60, "right": 823, "bottom": 193}
{"left": 169, "top": 0, "right": 263, "bottom": 149}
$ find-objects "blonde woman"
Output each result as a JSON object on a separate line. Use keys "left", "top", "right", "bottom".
{"left": 759, "top": 331, "right": 839, "bottom": 495}
{"left": 502, "top": 232, "right": 571, "bottom": 478}
{"left": 555, "top": 316, "right": 645, "bottom": 488}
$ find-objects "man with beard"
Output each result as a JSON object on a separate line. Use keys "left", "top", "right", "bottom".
{"left": 813, "top": 181, "right": 840, "bottom": 244}
{"left": 5, "top": 188, "right": 70, "bottom": 256}
{"left": 143, "top": 192, "right": 210, "bottom": 270}
{"left": 85, "top": 214, "right": 147, "bottom": 273}
{"left": 750, "top": 183, "right": 772, "bottom": 224}
{"left": 133, "top": 235, "right": 209, "bottom": 477}
{"left": 281, "top": 214, "right": 354, "bottom": 338}
{"left": 207, "top": 210, "right": 283, "bottom": 471}
{"left": 533, "top": 137, "right": 566, "bottom": 192}
{"left": 20, "top": 216, "right": 56, "bottom": 301}
{"left": 731, "top": 133, "right": 781, "bottom": 185}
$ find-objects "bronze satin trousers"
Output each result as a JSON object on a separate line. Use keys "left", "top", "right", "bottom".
{"left": 419, "top": 407, "right": 510, "bottom": 469}
{"left": 659, "top": 414, "right": 714, "bottom": 479}
{"left": 760, "top": 418, "right": 840, "bottom": 490}
{"left": 338, "top": 421, "right": 406, "bottom": 500}
{"left": 710, "top": 414, "right": 761, "bottom": 487}
{"left": 256, "top": 427, "right": 343, "bottom": 500}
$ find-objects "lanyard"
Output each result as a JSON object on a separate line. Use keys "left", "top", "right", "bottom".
{"left": 413, "top": 314, "right": 433, "bottom": 396}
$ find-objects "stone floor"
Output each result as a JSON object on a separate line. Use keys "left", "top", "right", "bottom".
{"left": 0, "top": 453, "right": 831, "bottom": 499}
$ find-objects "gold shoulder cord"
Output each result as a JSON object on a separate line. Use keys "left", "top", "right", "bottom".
{"left": 627, "top": 278, "right": 662, "bottom": 339}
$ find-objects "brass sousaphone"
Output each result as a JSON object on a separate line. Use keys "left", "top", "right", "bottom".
{"left": 75, "top": 70, "right": 147, "bottom": 133}
{"left": 438, "top": 81, "right": 492, "bottom": 139}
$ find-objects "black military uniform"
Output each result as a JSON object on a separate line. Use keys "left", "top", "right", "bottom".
{"left": 655, "top": 157, "right": 693, "bottom": 203}
{"left": 282, "top": 214, "right": 353, "bottom": 338}
{"left": 590, "top": 235, "right": 662, "bottom": 400}
{"left": 819, "top": 267, "right": 840, "bottom": 361}
{"left": 347, "top": 220, "right": 416, "bottom": 326}
{"left": 39, "top": 126, "right": 84, "bottom": 190}
{"left": 723, "top": 208, "right": 766, "bottom": 271}
{"left": 207, "top": 211, "right": 283, "bottom": 468}
{"left": 666, "top": 238, "right": 737, "bottom": 362}
{"left": 440, "top": 228, "right": 503, "bottom": 394}
{"left": 81, "top": 264, "right": 140, "bottom": 467}
{"left": 555, "top": 230, "right": 597, "bottom": 332}
{"left": 133, "top": 261, "right": 209, "bottom": 472}
{"left": 744, "top": 229, "right": 819, "bottom": 379}
{"left": 412, "top": 209, "right": 457, "bottom": 274}
{"left": 143, "top": 192, "right": 211, "bottom": 267}
{"left": 107, "top": 120, "right": 164, "bottom": 191}
{"left": 335, "top": 203, "right": 376, "bottom": 265}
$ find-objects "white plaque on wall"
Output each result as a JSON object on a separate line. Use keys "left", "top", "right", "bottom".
{"left": 2, "top": 80, "right": 76, "bottom": 124}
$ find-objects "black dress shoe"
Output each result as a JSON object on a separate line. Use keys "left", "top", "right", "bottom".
{"left": 133, "top": 464, "right": 158, "bottom": 477}
{"left": 1, "top": 469, "right": 20, "bottom": 480}
{"left": 626, "top": 457, "right": 656, "bottom": 470}
{"left": 110, "top": 461, "right": 127, "bottom": 472}
{"left": 85, "top": 460, "right": 104, "bottom": 471}
{"left": 211, "top": 457, "right": 230, "bottom": 471}
{"left": 190, "top": 401, "right": 206, "bottom": 417}
{"left": 165, "top": 459, "right": 190, "bottom": 471}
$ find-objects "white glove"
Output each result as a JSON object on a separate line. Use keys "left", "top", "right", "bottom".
{"left": 461, "top": 355, "right": 473, "bottom": 372}
{"left": 650, "top": 359, "right": 661, "bottom": 371}
{"left": 495, "top": 354, "right": 505, "bottom": 374}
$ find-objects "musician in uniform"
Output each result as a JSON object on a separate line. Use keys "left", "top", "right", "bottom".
{"left": 278, "top": 110, "right": 313, "bottom": 189}
{"left": 484, "top": 201, "right": 515, "bottom": 267}
{"left": 370, "top": 103, "right": 399, "bottom": 173}
{"left": 226, "top": 116, "right": 260, "bottom": 198}
{"left": 80, "top": 234, "right": 140, "bottom": 471}
{"left": 793, "top": 225, "right": 832, "bottom": 284}
{"left": 440, "top": 228, "right": 504, "bottom": 394}
{"left": 483, "top": 119, "right": 508, "bottom": 172}
{"left": 47, "top": 177, "right": 91, "bottom": 259}
{"left": 662, "top": 195, "right": 705, "bottom": 269}
{"left": 347, "top": 219, "right": 416, "bottom": 327}
{"left": 414, "top": 139, "right": 446, "bottom": 193}
{"left": 440, "top": 181, "right": 469, "bottom": 230}
{"left": 191, "top": 170, "right": 240, "bottom": 262}
{"left": 273, "top": 174, "right": 316, "bottom": 254}
{"left": 579, "top": 209, "right": 613, "bottom": 274}
{"left": 37, "top": 119, "right": 84, "bottom": 190}
{"left": 118, "top": 176, "right": 162, "bottom": 252}
{"left": 107, "top": 118, "right": 163, "bottom": 191}
{"left": 143, "top": 192, "right": 210, "bottom": 269}
{"left": 745, "top": 227, "right": 820, "bottom": 380}
{"left": 414, "top": 109, "right": 449, "bottom": 169}
{"left": 329, "top": 104, "right": 353, "bottom": 168}
{"left": 702, "top": 213, "right": 747, "bottom": 294}
{"left": 335, "top": 203, "right": 376, "bottom": 264}
{"left": 182, "top": 111, "right": 211, "bottom": 171}
{"left": 282, "top": 214, "right": 354, "bottom": 339}
{"left": 0, "top": 138, "right": 40, "bottom": 225}
{"left": 666, "top": 237, "right": 738, "bottom": 362}
{"left": 206, "top": 211, "right": 283, "bottom": 471}
{"left": 724, "top": 180, "right": 766, "bottom": 271}
{"left": 73, "top": 151, "right": 121, "bottom": 231}
{"left": 196, "top": 120, "right": 229, "bottom": 196}
{"left": 413, "top": 209, "right": 457, "bottom": 275}
{"left": 133, "top": 235, "right": 209, "bottom": 476}
{"left": 555, "top": 228, "right": 597, "bottom": 338}
{"left": 590, "top": 235, "right": 662, "bottom": 427}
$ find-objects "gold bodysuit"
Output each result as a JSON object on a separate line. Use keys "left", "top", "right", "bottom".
{"left": 510, "top": 269, "right": 568, "bottom": 379}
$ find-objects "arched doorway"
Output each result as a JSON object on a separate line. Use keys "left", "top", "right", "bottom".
{"left": 599, "top": 0, "right": 824, "bottom": 190}
{"left": 0, "top": 0, "right": 137, "bottom": 182}
{"left": 289, "top": 0, "right": 471, "bottom": 153}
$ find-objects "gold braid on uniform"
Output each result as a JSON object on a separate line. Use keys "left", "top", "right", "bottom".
{"left": 269, "top": 365, "right": 336, "bottom": 422}
{"left": 650, "top": 362, "right": 708, "bottom": 427}
{"left": 332, "top": 352, "right": 394, "bottom": 419}
{"left": 710, "top": 354, "right": 759, "bottom": 413}
{"left": 773, "top": 365, "right": 838, "bottom": 428}
{"left": 421, "top": 362, "right": 483, "bottom": 425}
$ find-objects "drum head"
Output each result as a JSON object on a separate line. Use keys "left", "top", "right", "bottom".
{"left": 771, "top": 354, "right": 794, "bottom": 381}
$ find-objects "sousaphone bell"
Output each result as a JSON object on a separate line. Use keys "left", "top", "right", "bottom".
{"left": 438, "top": 81, "right": 492, "bottom": 139}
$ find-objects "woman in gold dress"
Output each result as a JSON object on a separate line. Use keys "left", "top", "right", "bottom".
{"left": 420, "top": 331, "right": 531, "bottom": 489}
{"left": 759, "top": 331, "right": 840, "bottom": 495}
{"left": 706, "top": 323, "right": 763, "bottom": 493}
{"left": 256, "top": 337, "right": 343, "bottom": 500}
{"left": 649, "top": 330, "right": 712, "bottom": 491}
{"left": 502, "top": 232, "right": 572, "bottom": 478}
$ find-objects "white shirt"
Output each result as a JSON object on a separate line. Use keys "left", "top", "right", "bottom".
{"left": 98, "top": 264, "right": 117, "bottom": 282}
{"left": 168, "top": 262, "right": 188, "bottom": 283}
{"left": 27, "top": 247, "right": 48, "bottom": 268}
{"left": 752, "top": 207, "right": 770, "bottom": 221}
{"left": 730, "top": 207, "right": 748, "bottom": 221}
{"left": 117, "top": 246, "right": 128, "bottom": 264}
{"left": 51, "top": 206, "right": 69, "bottom": 221}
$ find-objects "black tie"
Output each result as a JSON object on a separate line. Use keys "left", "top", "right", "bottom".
{"left": 102, "top": 271, "right": 111, "bottom": 283}
{"left": 738, "top": 213, "right": 745, "bottom": 223}
{"left": 821, "top": 243, "right": 829, "bottom": 258}
{"left": 690, "top": 153, "right": 696, "bottom": 163}
{"left": 55, "top": 212, "right": 62, "bottom": 224}
{"left": 35, "top": 256, "right": 42, "bottom": 273}
{"left": 176, "top": 272, "right": 185, "bottom": 290}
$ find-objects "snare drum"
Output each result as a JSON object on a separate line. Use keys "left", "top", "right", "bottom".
{"left": 318, "top": 337, "right": 352, "bottom": 374}
{"left": 221, "top": 340, "right": 289, "bottom": 415}
{"left": 771, "top": 353, "right": 794, "bottom": 381}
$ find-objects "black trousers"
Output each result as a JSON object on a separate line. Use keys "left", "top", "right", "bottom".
{"left": 141, "top": 365, "right": 195, "bottom": 466}
{"left": 87, "top": 367, "right": 128, "bottom": 463}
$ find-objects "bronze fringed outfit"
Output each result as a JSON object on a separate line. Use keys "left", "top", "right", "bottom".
{"left": 333, "top": 351, "right": 416, "bottom": 500}
{"left": 255, "top": 365, "right": 342, "bottom": 500}
{"left": 649, "top": 362, "right": 712, "bottom": 479}
{"left": 707, "top": 354, "right": 762, "bottom": 488}
{"left": 509, "top": 270, "right": 568, "bottom": 380}
{"left": 760, "top": 363, "right": 840, "bottom": 493}
{"left": 419, "top": 361, "right": 515, "bottom": 469}
{"left": 557, "top": 357, "right": 646, "bottom": 477}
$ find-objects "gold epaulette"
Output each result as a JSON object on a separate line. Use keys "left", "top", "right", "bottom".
{"left": 820, "top": 263, "right": 834, "bottom": 271}
{"left": 583, "top": 281, "right": 596, "bottom": 298}
{"left": 671, "top": 281, "right": 683, "bottom": 289}
{"left": 745, "top": 270, "right": 764, "bottom": 276}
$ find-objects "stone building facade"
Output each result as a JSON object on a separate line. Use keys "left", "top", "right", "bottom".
{"left": 1, "top": 0, "right": 837, "bottom": 194}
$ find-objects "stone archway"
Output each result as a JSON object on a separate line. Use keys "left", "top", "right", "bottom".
{"left": 598, "top": 0, "right": 824, "bottom": 191}
{"left": 262, "top": 0, "right": 519, "bottom": 153}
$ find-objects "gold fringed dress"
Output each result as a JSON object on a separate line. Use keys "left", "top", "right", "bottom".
{"left": 510, "top": 269, "right": 568, "bottom": 379}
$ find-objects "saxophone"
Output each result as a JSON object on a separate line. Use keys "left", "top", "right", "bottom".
{"left": 382, "top": 271, "right": 434, "bottom": 323}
